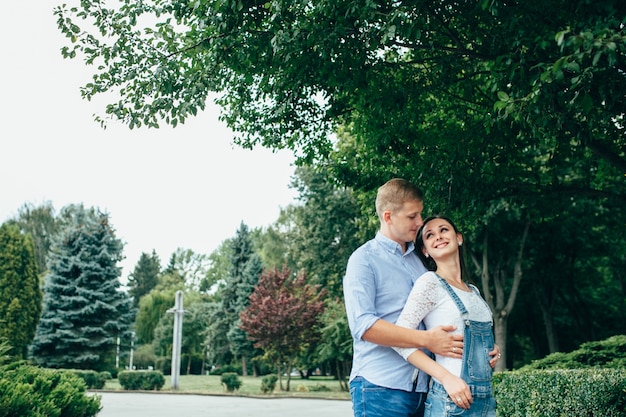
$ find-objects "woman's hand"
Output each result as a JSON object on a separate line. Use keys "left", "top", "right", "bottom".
{"left": 488, "top": 344, "right": 501, "bottom": 368}
{"left": 440, "top": 374, "right": 472, "bottom": 409}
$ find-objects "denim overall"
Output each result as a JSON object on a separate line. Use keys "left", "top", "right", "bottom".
{"left": 424, "top": 278, "right": 496, "bottom": 417}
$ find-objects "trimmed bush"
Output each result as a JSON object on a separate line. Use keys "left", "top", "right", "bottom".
{"left": 70, "top": 370, "right": 106, "bottom": 389}
{"left": 494, "top": 368, "right": 626, "bottom": 417}
{"left": 118, "top": 370, "right": 165, "bottom": 391}
{"left": 0, "top": 364, "right": 101, "bottom": 417}
{"left": 99, "top": 371, "right": 113, "bottom": 381}
{"left": 220, "top": 372, "right": 242, "bottom": 392}
{"left": 519, "top": 335, "right": 626, "bottom": 370}
{"left": 260, "top": 374, "right": 278, "bottom": 394}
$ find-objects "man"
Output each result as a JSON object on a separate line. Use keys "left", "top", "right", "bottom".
{"left": 343, "top": 178, "right": 464, "bottom": 417}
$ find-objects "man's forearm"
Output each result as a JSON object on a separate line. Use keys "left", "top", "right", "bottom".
{"left": 362, "top": 319, "right": 431, "bottom": 348}
{"left": 363, "top": 319, "right": 463, "bottom": 358}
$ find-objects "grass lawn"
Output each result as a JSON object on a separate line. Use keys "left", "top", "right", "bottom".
{"left": 101, "top": 374, "right": 351, "bottom": 400}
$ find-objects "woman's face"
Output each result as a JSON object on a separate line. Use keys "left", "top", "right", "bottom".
{"left": 421, "top": 218, "right": 461, "bottom": 259}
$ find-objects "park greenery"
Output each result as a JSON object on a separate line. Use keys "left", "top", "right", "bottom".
{"left": 0, "top": 340, "right": 102, "bottom": 417}
{"left": 0, "top": 1, "right": 623, "bottom": 411}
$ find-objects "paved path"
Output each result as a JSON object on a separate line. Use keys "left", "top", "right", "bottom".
{"left": 94, "top": 392, "right": 353, "bottom": 417}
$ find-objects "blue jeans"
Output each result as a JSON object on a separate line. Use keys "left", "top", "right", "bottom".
{"left": 425, "top": 381, "right": 496, "bottom": 417}
{"left": 350, "top": 376, "right": 426, "bottom": 417}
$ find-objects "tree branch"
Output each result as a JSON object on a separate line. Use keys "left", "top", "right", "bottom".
{"left": 504, "top": 221, "right": 530, "bottom": 313}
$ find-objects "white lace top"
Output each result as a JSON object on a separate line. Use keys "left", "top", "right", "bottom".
{"left": 394, "top": 271, "right": 493, "bottom": 380}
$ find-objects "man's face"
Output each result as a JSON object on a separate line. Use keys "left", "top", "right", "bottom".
{"left": 386, "top": 199, "right": 424, "bottom": 246}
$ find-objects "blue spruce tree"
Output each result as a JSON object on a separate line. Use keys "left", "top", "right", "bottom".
{"left": 30, "top": 204, "right": 134, "bottom": 371}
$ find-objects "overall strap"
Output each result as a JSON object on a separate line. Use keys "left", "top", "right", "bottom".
{"left": 467, "top": 284, "right": 495, "bottom": 325}
{"left": 436, "top": 275, "right": 469, "bottom": 320}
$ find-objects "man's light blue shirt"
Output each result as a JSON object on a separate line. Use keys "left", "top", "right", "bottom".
{"left": 344, "top": 231, "right": 429, "bottom": 392}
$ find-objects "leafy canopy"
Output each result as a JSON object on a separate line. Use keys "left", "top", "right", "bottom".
{"left": 56, "top": 0, "right": 625, "bottom": 174}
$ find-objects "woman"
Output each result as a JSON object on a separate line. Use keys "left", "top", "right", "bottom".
{"left": 393, "top": 215, "right": 498, "bottom": 417}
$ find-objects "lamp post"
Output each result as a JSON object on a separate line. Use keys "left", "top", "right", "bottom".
{"left": 167, "top": 290, "right": 185, "bottom": 389}
{"left": 116, "top": 336, "right": 120, "bottom": 369}
{"left": 129, "top": 331, "right": 135, "bottom": 370}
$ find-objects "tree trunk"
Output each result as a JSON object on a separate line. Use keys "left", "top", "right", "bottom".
{"left": 493, "top": 310, "right": 508, "bottom": 373}
{"left": 285, "top": 358, "right": 294, "bottom": 392}
{"left": 472, "top": 221, "right": 530, "bottom": 372}
{"left": 335, "top": 359, "right": 349, "bottom": 392}
{"left": 276, "top": 362, "right": 284, "bottom": 391}
{"left": 241, "top": 356, "right": 248, "bottom": 376}
{"left": 533, "top": 286, "right": 560, "bottom": 353}
{"left": 200, "top": 345, "right": 206, "bottom": 375}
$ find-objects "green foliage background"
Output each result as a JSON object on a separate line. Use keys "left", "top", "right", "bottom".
{"left": 0, "top": 0, "right": 624, "bottom": 393}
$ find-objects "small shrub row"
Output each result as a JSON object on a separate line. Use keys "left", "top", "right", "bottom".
{"left": 69, "top": 369, "right": 110, "bottom": 389}
{"left": 118, "top": 370, "right": 165, "bottom": 391}
{"left": 0, "top": 364, "right": 101, "bottom": 417}
{"left": 494, "top": 368, "right": 626, "bottom": 417}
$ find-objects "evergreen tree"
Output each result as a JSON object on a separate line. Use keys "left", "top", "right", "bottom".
{"left": 127, "top": 250, "right": 161, "bottom": 307}
{"left": 226, "top": 254, "right": 263, "bottom": 376}
{"left": 208, "top": 222, "right": 260, "bottom": 369}
{"left": 30, "top": 205, "right": 134, "bottom": 371}
{"left": 0, "top": 223, "right": 42, "bottom": 358}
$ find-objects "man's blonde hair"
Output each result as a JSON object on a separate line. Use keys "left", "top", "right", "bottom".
{"left": 375, "top": 178, "right": 424, "bottom": 219}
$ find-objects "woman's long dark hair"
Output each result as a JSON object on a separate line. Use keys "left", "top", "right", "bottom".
{"left": 415, "top": 215, "right": 473, "bottom": 285}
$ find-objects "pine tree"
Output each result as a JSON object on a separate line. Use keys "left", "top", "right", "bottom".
{"left": 226, "top": 253, "right": 263, "bottom": 376}
{"left": 0, "top": 223, "right": 42, "bottom": 358}
{"left": 127, "top": 250, "right": 161, "bottom": 307}
{"left": 30, "top": 205, "right": 134, "bottom": 371}
{"left": 207, "top": 222, "right": 260, "bottom": 368}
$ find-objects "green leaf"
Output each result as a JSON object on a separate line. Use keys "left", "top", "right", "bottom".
{"left": 494, "top": 100, "right": 508, "bottom": 111}
{"left": 555, "top": 29, "right": 569, "bottom": 46}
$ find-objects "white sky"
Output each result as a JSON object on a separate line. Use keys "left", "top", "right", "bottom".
{"left": 0, "top": 3, "right": 297, "bottom": 282}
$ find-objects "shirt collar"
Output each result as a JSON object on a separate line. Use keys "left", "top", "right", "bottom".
{"left": 375, "top": 231, "right": 416, "bottom": 256}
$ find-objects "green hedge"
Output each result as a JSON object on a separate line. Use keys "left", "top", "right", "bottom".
{"left": 118, "top": 370, "right": 165, "bottom": 390}
{"left": 0, "top": 364, "right": 101, "bottom": 417}
{"left": 68, "top": 370, "right": 107, "bottom": 389}
{"left": 494, "top": 368, "right": 626, "bottom": 417}
{"left": 519, "top": 335, "right": 626, "bottom": 370}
